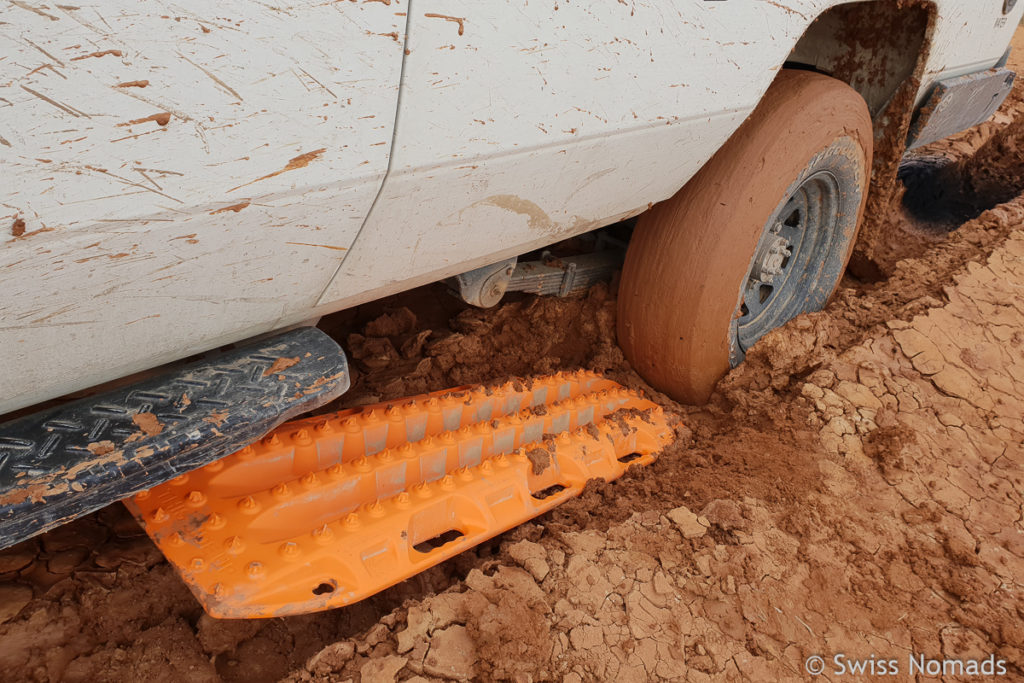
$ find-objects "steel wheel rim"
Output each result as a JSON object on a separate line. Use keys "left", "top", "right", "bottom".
{"left": 735, "top": 170, "right": 843, "bottom": 354}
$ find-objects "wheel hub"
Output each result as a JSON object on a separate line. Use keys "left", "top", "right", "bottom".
{"left": 749, "top": 233, "right": 792, "bottom": 284}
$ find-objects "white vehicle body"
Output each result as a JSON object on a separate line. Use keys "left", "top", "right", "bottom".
{"left": 1, "top": 0, "right": 1021, "bottom": 414}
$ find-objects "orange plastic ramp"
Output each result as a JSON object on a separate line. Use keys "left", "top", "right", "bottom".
{"left": 126, "top": 371, "right": 674, "bottom": 618}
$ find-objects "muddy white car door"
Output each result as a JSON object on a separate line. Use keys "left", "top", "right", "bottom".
{"left": 0, "top": 2, "right": 405, "bottom": 413}
{"left": 318, "top": 0, "right": 796, "bottom": 309}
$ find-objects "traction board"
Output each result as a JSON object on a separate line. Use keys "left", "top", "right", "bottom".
{"left": 127, "top": 371, "right": 673, "bottom": 618}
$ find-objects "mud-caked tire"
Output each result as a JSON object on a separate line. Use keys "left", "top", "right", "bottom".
{"left": 617, "top": 70, "right": 873, "bottom": 404}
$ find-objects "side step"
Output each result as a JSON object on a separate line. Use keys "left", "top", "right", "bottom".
{"left": 0, "top": 327, "right": 349, "bottom": 549}
{"left": 127, "top": 371, "right": 674, "bottom": 618}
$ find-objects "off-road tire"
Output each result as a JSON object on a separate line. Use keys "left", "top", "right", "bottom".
{"left": 617, "top": 70, "right": 873, "bottom": 404}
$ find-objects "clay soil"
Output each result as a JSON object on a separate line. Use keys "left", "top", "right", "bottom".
{"left": 3, "top": 30, "right": 1024, "bottom": 683}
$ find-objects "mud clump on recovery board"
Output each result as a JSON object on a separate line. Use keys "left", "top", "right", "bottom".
{"left": 525, "top": 447, "right": 552, "bottom": 476}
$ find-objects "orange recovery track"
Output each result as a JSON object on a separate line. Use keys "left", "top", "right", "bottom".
{"left": 126, "top": 371, "right": 674, "bottom": 618}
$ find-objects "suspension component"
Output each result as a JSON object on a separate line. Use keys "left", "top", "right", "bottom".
{"left": 127, "top": 371, "right": 674, "bottom": 618}
{"left": 452, "top": 250, "right": 624, "bottom": 308}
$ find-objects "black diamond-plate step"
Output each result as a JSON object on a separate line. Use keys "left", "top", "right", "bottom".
{"left": 0, "top": 327, "right": 350, "bottom": 549}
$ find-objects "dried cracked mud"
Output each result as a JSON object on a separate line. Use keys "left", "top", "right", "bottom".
{"left": 2, "top": 31, "right": 1024, "bottom": 683}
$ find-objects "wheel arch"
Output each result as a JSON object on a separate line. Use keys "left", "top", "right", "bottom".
{"left": 782, "top": 0, "right": 939, "bottom": 278}
{"left": 785, "top": 1, "right": 936, "bottom": 122}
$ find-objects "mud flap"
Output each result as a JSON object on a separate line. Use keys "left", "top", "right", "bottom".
{"left": 907, "top": 68, "right": 1017, "bottom": 149}
{"left": 127, "top": 371, "right": 674, "bottom": 618}
{"left": 0, "top": 327, "right": 349, "bottom": 549}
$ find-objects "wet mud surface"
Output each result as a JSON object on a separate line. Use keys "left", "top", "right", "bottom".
{"left": 3, "top": 30, "right": 1024, "bottom": 683}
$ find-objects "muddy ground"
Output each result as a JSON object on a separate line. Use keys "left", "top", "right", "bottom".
{"left": 3, "top": 31, "right": 1024, "bottom": 683}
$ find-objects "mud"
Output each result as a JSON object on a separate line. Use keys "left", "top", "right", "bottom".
{"left": 131, "top": 413, "right": 163, "bottom": 437}
{"left": 263, "top": 357, "right": 300, "bottom": 377}
{"left": 2, "top": 29, "right": 1024, "bottom": 683}
{"left": 853, "top": 27, "right": 1024, "bottom": 278}
{"left": 525, "top": 448, "right": 552, "bottom": 476}
{"left": 118, "top": 112, "right": 172, "bottom": 128}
